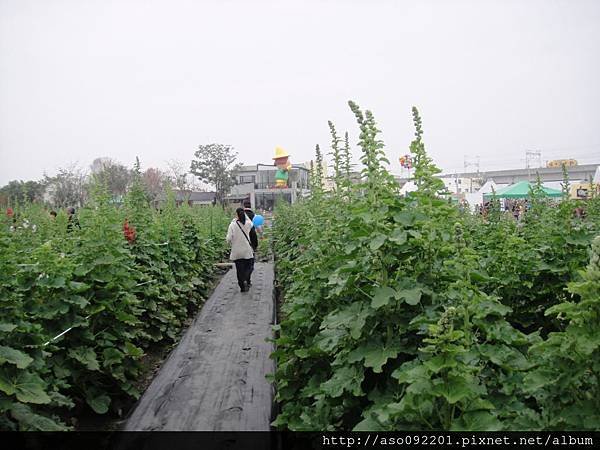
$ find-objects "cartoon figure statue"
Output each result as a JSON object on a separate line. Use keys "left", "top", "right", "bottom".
{"left": 273, "top": 146, "right": 292, "bottom": 188}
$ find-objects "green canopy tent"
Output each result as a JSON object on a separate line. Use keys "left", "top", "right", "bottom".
{"left": 483, "top": 181, "right": 562, "bottom": 200}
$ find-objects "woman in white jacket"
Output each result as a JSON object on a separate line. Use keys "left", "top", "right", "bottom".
{"left": 226, "top": 207, "right": 255, "bottom": 292}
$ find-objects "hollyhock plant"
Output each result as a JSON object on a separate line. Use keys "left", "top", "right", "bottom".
{"left": 123, "top": 219, "right": 137, "bottom": 244}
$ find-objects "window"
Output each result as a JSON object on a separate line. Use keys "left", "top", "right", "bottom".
{"left": 255, "top": 192, "right": 292, "bottom": 210}
{"left": 256, "top": 170, "right": 278, "bottom": 189}
{"left": 239, "top": 175, "right": 255, "bottom": 184}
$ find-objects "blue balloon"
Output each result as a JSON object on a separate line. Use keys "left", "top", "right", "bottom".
{"left": 253, "top": 214, "right": 264, "bottom": 227}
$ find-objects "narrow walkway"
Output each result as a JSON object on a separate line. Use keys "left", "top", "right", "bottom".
{"left": 125, "top": 262, "right": 276, "bottom": 431}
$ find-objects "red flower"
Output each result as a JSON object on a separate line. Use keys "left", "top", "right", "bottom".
{"left": 6, "top": 207, "right": 14, "bottom": 217}
{"left": 123, "top": 219, "right": 137, "bottom": 244}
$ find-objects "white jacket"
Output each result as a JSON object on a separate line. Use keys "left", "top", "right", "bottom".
{"left": 226, "top": 216, "right": 255, "bottom": 260}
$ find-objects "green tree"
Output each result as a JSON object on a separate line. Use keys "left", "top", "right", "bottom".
{"left": 90, "top": 159, "right": 131, "bottom": 201}
{"left": 0, "top": 180, "right": 46, "bottom": 206}
{"left": 142, "top": 167, "right": 168, "bottom": 207}
{"left": 190, "top": 144, "right": 240, "bottom": 206}
{"left": 43, "top": 165, "right": 88, "bottom": 208}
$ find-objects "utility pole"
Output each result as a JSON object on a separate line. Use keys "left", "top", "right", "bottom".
{"left": 525, "top": 150, "right": 542, "bottom": 181}
{"left": 464, "top": 155, "right": 480, "bottom": 193}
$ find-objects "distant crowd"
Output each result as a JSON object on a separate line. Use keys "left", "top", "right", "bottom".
{"left": 471, "top": 199, "right": 586, "bottom": 220}
{"left": 4, "top": 206, "right": 80, "bottom": 232}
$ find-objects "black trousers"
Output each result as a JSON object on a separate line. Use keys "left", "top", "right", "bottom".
{"left": 234, "top": 258, "right": 253, "bottom": 289}
{"left": 249, "top": 257, "right": 255, "bottom": 281}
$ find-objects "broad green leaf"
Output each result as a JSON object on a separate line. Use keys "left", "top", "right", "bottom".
{"left": 389, "top": 228, "right": 407, "bottom": 245}
{"left": 320, "top": 365, "right": 363, "bottom": 398}
{"left": 398, "top": 287, "right": 422, "bottom": 305}
{"left": 315, "top": 328, "right": 346, "bottom": 352}
{"left": 349, "top": 343, "right": 399, "bottom": 373}
{"left": 86, "top": 393, "right": 111, "bottom": 414}
{"left": 46, "top": 276, "right": 66, "bottom": 288}
{"left": 13, "top": 372, "right": 51, "bottom": 404}
{"left": 48, "top": 391, "right": 75, "bottom": 408}
{"left": 478, "top": 320, "right": 525, "bottom": 345}
{"left": 66, "top": 295, "right": 89, "bottom": 308}
{"left": 466, "top": 398, "right": 496, "bottom": 411}
{"left": 371, "top": 286, "right": 396, "bottom": 309}
{"left": 102, "top": 348, "right": 124, "bottom": 367}
{"left": 0, "top": 368, "right": 16, "bottom": 395}
{"left": 469, "top": 270, "right": 490, "bottom": 283}
{"left": 10, "top": 403, "right": 68, "bottom": 431}
{"left": 120, "top": 382, "right": 140, "bottom": 398}
{"left": 294, "top": 348, "right": 310, "bottom": 358}
{"left": 321, "top": 303, "right": 362, "bottom": 329}
{"left": 68, "top": 347, "right": 100, "bottom": 371}
{"left": 349, "top": 308, "right": 369, "bottom": 340}
{"left": 393, "top": 211, "right": 414, "bottom": 226}
{"left": 369, "top": 234, "right": 387, "bottom": 251}
{"left": 408, "top": 230, "right": 422, "bottom": 239}
{"left": 431, "top": 375, "right": 481, "bottom": 404}
{"left": 92, "top": 255, "right": 115, "bottom": 265}
{"left": 392, "top": 360, "right": 429, "bottom": 383}
{"left": 353, "top": 414, "right": 386, "bottom": 431}
{"left": 423, "top": 354, "right": 458, "bottom": 373}
{"left": 522, "top": 368, "right": 557, "bottom": 393}
{"left": 0, "top": 323, "right": 17, "bottom": 333}
{"left": 472, "top": 300, "right": 512, "bottom": 319}
{"left": 73, "top": 265, "right": 90, "bottom": 276}
{"left": 545, "top": 302, "right": 576, "bottom": 318}
{"left": 0, "top": 346, "right": 33, "bottom": 369}
{"left": 68, "top": 281, "right": 90, "bottom": 292}
{"left": 116, "top": 311, "right": 138, "bottom": 325}
{"left": 123, "top": 342, "right": 144, "bottom": 358}
{"left": 406, "top": 378, "right": 434, "bottom": 395}
{"left": 451, "top": 410, "right": 503, "bottom": 431}
{"left": 478, "top": 344, "right": 530, "bottom": 370}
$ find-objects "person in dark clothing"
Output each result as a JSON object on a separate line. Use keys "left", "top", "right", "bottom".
{"left": 66, "top": 207, "right": 80, "bottom": 232}
{"left": 243, "top": 199, "right": 258, "bottom": 285}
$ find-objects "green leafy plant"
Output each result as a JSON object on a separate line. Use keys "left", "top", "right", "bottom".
{"left": 0, "top": 164, "right": 229, "bottom": 430}
{"left": 271, "top": 101, "right": 600, "bottom": 431}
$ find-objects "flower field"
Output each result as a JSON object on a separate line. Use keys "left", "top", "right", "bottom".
{"left": 271, "top": 102, "right": 600, "bottom": 431}
{"left": 0, "top": 173, "right": 230, "bottom": 430}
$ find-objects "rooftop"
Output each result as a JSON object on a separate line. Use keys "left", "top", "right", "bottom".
{"left": 234, "top": 163, "right": 310, "bottom": 172}
{"left": 438, "top": 163, "right": 598, "bottom": 179}
{"left": 173, "top": 190, "right": 216, "bottom": 202}
{"left": 395, "top": 163, "right": 599, "bottom": 184}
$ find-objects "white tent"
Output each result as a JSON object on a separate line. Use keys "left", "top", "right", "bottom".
{"left": 464, "top": 192, "right": 483, "bottom": 210}
{"left": 594, "top": 166, "right": 600, "bottom": 183}
{"left": 477, "top": 180, "right": 499, "bottom": 195}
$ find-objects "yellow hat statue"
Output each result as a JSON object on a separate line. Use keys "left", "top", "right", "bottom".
{"left": 273, "top": 146, "right": 292, "bottom": 188}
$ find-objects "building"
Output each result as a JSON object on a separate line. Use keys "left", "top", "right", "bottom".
{"left": 228, "top": 163, "right": 311, "bottom": 210}
{"left": 396, "top": 163, "right": 598, "bottom": 196}
{"left": 438, "top": 163, "right": 598, "bottom": 187}
{"left": 439, "top": 176, "right": 482, "bottom": 195}
{"left": 394, "top": 162, "right": 599, "bottom": 206}
{"left": 173, "top": 190, "right": 216, "bottom": 206}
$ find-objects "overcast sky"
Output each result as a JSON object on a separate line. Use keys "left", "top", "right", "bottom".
{"left": 1, "top": 0, "right": 599, "bottom": 185}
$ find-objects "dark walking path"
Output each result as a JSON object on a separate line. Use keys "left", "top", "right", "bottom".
{"left": 124, "top": 262, "right": 276, "bottom": 431}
